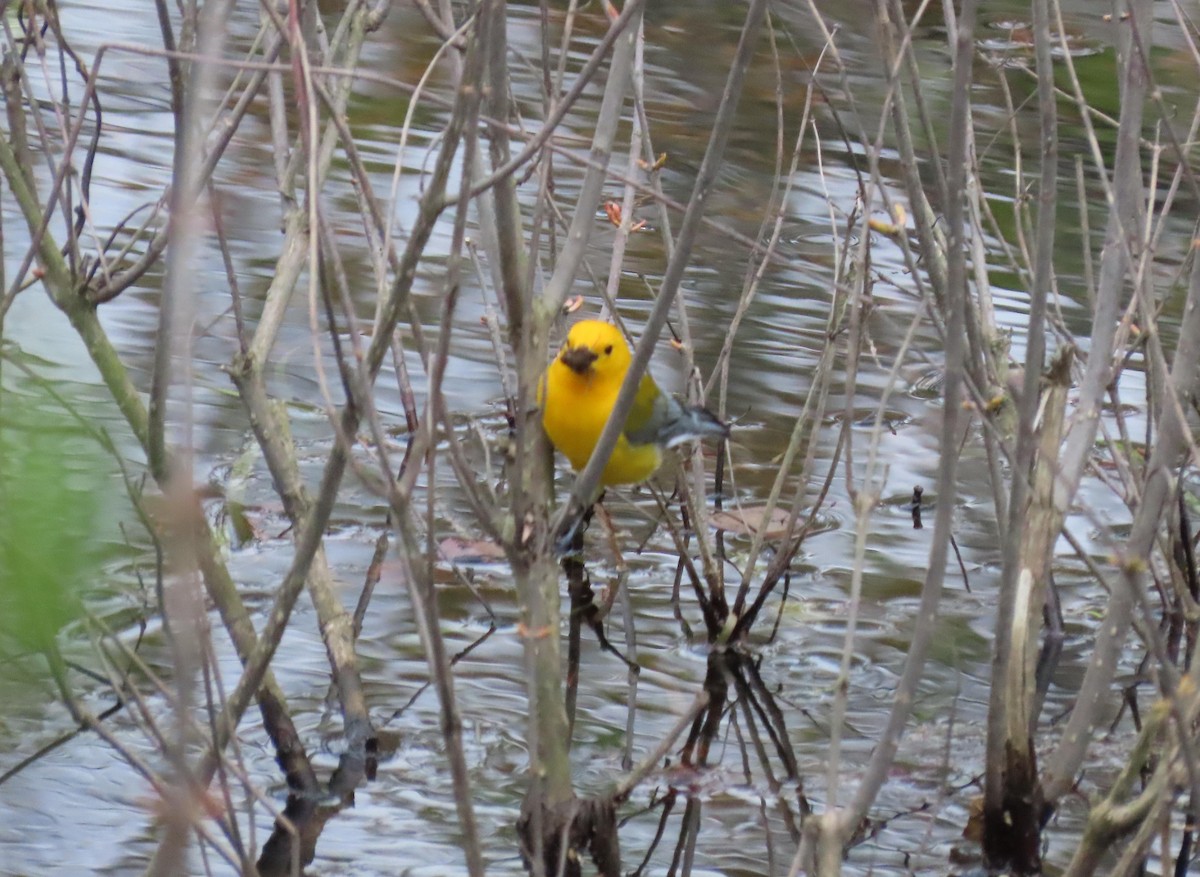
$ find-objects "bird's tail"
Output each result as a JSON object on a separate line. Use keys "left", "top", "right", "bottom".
{"left": 660, "top": 402, "right": 730, "bottom": 449}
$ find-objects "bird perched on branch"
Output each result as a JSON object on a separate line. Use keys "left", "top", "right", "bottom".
{"left": 540, "top": 319, "right": 729, "bottom": 486}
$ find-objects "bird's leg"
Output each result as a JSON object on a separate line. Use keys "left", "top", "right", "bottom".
{"left": 553, "top": 491, "right": 602, "bottom": 557}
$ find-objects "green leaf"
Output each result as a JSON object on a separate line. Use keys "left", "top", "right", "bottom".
{"left": 0, "top": 389, "right": 110, "bottom": 654}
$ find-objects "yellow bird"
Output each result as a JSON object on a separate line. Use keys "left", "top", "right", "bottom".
{"left": 540, "top": 320, "right": 729, "bottom": 486}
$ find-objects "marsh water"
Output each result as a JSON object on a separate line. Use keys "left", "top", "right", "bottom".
{"left": 1, "top": 1, "right": 1197, "bottom": 874}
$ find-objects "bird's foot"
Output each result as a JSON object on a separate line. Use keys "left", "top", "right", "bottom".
{"left": 553, "top": 499, "right": 600, "bottom": 557}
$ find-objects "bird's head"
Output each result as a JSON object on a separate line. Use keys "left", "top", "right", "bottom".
{"left": 557, "top": 320, "right": 631, "bottom": 380}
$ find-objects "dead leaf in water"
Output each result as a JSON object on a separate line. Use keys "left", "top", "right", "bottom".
{"left": 709, "top": 506, "right": 792, "bottom": 539}
{"left": 438, "top": 536, "right": 506, "bottom": 564}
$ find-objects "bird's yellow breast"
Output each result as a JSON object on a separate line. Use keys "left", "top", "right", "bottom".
{"left": 541, "top": 354, "right": 662, "bottom": 486}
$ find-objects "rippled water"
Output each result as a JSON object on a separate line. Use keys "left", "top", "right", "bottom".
{"left": 1, "top": 1, "right": 1196, "bottom": 874}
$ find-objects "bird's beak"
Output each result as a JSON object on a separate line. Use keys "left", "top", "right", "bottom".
{"left": 559, "top": 344, "right": 598, "bottom": 375}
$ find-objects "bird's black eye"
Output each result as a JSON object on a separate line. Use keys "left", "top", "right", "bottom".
{"left": 604, "top": 345, "right": 613, "bottom": 355}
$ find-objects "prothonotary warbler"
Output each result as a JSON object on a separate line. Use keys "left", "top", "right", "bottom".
{"left": 540, "top": 320, "right": 729, "bottom": 486}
